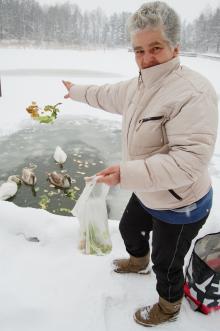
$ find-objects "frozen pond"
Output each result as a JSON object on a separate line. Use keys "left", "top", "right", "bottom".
{"left": 0, "top": 116, "right": 130, "bottom": 220}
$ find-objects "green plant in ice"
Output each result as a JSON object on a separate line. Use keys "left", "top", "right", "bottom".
{"left": 65, "top": 188, "right": 77, "bottom": 201}
{"left": 39, "top": 195, "right": 50, "bottom": 209}
{"left": 59, "top": 208, "right": 72, "bottom": 213}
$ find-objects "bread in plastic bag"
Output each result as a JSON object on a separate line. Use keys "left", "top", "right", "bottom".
{"left": 72, "top": 176, "right": 112, "bottom": 255}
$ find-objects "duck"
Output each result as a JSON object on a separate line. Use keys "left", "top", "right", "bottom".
{"left": 48, "top": 171, "right": 71, "bottom": 188}
{"left": 21, "top": 167, "right": 37, "bottom": 186}
{"left": 0, "top": 175, "right": 20, "bottom": 200}
{"left": 53, "top": 146, "right": 67, "bottom": 167}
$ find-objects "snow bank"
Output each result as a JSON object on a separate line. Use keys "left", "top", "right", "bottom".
{"left": 1, "top": 200, "right": 220, "bottom": 331}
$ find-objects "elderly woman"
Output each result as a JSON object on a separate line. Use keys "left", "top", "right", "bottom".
{"left": 63, "top": 1, "right": 218, "bottom": 327}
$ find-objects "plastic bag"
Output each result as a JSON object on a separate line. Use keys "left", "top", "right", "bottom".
{"left": 184, "top": 232, "right": 220, "bottom": 314}
{"left": 72, "top": 176, "right": 112, "bottom": 255}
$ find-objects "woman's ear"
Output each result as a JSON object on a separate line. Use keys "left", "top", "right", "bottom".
{"left": 173, "top": 44, "right": 180, "bottom": 57}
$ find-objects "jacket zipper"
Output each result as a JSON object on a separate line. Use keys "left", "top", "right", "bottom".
{"left": 138, "top": 70, "right": 143, "bottom": 88}
{"left": 136, "top": 116, "right": 164, "bottom": 131}
{"left": 168, "top": 189, "right": 183, "bottom": 201}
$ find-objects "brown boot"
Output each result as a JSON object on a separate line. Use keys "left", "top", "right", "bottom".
{"left": 134, "top": 296, "right": 182, "bottom": 327}
{"left": 113, "top": 253, "right": 150, "bottom": 274}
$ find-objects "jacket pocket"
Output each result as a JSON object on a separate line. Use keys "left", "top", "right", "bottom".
{"left": 130, "top": 115, "right": 167, "bottom": 156}
{"left": 136, "top": 116, "right": 164, "bottom": 131}
{"left": 168, "top": 189, "right": 183, "bottom": 201}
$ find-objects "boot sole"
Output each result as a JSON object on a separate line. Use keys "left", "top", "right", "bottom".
{"left": 114, "top": 265, "right": 151, "bottom": 275}
{"left": 133, "top": 312, "right": 178, "bottom": 327}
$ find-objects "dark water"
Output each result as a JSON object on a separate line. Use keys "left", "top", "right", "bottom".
{"left": 0, "top": 116, "right": 130, "bottom": 220}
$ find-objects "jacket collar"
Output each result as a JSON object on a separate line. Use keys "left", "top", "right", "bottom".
{"left": 139, "top": 57, "right": 180, "bottom": 88}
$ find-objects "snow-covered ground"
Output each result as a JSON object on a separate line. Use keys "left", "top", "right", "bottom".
{"left": 0, "top": 48, "right": 220, "bottom": 330}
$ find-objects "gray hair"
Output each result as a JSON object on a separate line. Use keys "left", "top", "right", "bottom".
{"left": 127, "top": 1, "right": 181, "bottom": 47}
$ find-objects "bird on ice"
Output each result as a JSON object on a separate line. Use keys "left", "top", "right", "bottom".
{"left": 0, "top": 175, "right": 21, "bottom": 200}
{"left": 53, "top": 146, "right": 67, "bottom": 167}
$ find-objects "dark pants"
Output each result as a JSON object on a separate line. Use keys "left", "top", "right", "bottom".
{"left": 119, "top": 193, "right": 208, "bottom": 302}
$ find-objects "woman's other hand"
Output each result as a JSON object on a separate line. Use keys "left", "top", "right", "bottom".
{"left": 62, "top": 80, "right": 73, "bottom": 99}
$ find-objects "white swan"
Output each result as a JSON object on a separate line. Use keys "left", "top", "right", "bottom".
{"left": 0, "top": 176, "right": 20, "bottom": 200}
{"left": 53, "top": 146, "right": 67, "bottom": 166}
{"left": 21, "top": 167, "right": 37, "bottom": 186}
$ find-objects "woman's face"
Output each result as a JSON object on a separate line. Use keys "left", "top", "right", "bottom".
{"left": 131, "top": 28, "right": 179, "bottom": 69}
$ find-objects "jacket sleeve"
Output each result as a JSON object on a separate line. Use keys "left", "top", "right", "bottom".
{"left": 120, "top": 91, "right": 218, "bottom": 192}
{"left": 69, "top": 79, "right": 133, "bottom": 115}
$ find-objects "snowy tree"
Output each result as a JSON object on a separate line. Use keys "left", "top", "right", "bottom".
{"left": 181, "top": 5, "right": 220, "bottom": 54}
{"left": 194, "top": 13, "right": 209, "bottom": 52}
{"left": 2, "top": 0, "right": 219, "bottom": 53}
{"left": 0, "top": 0, "right": 131, "bottom": 47}
{"left": 209, "top": 8, "right": 220, "bottom": 53}
{"left": 68, "top": 4, "right": 83, "bottom": 44}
